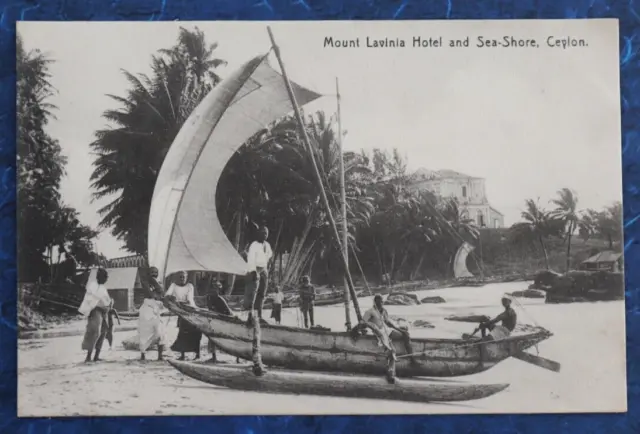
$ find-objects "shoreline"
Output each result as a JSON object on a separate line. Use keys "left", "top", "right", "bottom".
{"left": 17, "top": 281, "right": 627, "bottom": 416}
{"left": 18, "top": 273, "right": 534, "bottom": 337}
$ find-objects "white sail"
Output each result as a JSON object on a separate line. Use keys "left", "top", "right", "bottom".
{"left": 148, "top": 54, "right": 322, "bottom": 279}
{"left": 453, "top": 242, "right": 475, "bottom": 279}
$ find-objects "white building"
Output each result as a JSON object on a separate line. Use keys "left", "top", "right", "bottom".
{"left": 410, "top": 168, "right": 504, "bottom": 229}
{"left": 88, "top": 266, "right": 143, "bottom": 312}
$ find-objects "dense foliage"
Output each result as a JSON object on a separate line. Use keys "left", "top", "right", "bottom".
{"left": 17, "top": 34, "right": 100, "bottom": 282}
{"left": 508, "top": 193, "right": 622, "bottom": 272}
{"left": 90, "top": 27, "right": 227, "bottom": 255}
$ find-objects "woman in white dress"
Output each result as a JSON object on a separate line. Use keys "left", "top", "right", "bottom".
{"left": 165, "top": 271, "right": 201, "bottom": 360}
{"left": 137, "top": 266, "right": 167, "bottom": 361}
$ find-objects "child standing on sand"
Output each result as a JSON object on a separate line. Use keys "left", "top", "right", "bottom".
{"left": 270, "top": 285, "right": 283, "bottom": 325}
{"left": 298, "top": 275, "right": 316, "bottom": 329}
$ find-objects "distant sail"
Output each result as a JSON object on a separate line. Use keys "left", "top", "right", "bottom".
{"left": 148, "top": 54, "right": 322, "bottom": 279}
{"left": 453, "top": 242, "right": 475, "bottom": 279}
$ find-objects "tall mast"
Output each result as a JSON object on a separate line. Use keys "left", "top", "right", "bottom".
{"left": 267, "top": 27, "right": 362, "bottom": 322}
{"left": 336, "top": 77, "right": 352, "bottom": 331}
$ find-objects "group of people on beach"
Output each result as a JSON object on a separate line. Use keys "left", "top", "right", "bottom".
{"left": 76, "top": 225, "right": 325, "bottom": 363}
{"left": 78, "top": 265, "right": 235, "bottom": 363}
{"left": 77, "top": 223, "right": 518, "bottom": 370}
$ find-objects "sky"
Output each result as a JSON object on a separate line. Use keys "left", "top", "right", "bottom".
{"left": 18, "top": 20, "right": 622, "bottom": 259}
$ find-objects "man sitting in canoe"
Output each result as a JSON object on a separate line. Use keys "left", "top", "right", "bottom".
{"left": 244, "top": 226, "right": 273, "bottom": 326}
{"left": 354, "top": 295, "right": 417, "bottom": 364}
{"left": 479, "top": 294, "right": 517, "bottom": 340}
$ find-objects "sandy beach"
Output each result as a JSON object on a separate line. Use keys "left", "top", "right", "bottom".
{"left": 17, "top": 281, "right": 627, "bottom": 417}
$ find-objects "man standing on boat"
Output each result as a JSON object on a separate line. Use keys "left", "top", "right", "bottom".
{"left": 479, "top": 294, "right": 517, "bottom": 340}
{"left": 244, "top": 226, "right": 273, "bottom": 325}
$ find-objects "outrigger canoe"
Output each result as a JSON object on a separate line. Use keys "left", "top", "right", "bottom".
{"left": 168, "top": 360, "right": 510, "bottom": 403}
{"left": 150, "top": 27, "right": 555, "bottom": 397}
{"left": 165, "top": 299, "right": 552, "bottom": 378}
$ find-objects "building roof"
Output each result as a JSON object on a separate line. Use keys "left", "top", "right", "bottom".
{"left": 88, "top": 267, "right": 141, "bottom": 290}
{"left": 489, "top": 206, "right": 505, "bottom": 217}
{"left": 582, "top": 251, "right": 622, "bottom": 264}
{"left": 107, "top": 255, "right": 146, "bottom": 268}
{"left": 413, "top": 168, "right": 481, "bottom": 180}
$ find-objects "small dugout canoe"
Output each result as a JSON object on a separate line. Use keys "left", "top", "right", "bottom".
{"left": 168, "top": 360, "right": 510, "bottom": 403}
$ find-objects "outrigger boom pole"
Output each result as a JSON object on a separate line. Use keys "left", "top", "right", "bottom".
{"left": 267, "top": 26, "right": 363, "bottom": 322}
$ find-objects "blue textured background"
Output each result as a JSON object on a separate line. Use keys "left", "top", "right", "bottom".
{"left": 0, "top": 0, "right": 638, "bottom": 432}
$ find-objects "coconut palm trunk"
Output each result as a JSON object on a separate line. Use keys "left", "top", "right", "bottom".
{"left": 411, "top": 252, "right": 426, "bottom": 280}
{"left": 565, "top": 221, "right": 574, "bottom": 272}
{"left": 538, "top": 236, "right": 550, "bottom": 269}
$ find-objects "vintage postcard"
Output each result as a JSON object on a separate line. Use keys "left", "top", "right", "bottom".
{"left": 17, "top": 19, "right": 625, "bottom": 416}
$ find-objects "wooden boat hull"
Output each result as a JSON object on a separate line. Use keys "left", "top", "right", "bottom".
{"left": 117, "top": 311, "right": 175, "bottom": 319}
{"left": 165, "top": 300, "right": 552, "bottom": 378}
{"left": 168, "top": 360, "right": 510, "bottom": 403}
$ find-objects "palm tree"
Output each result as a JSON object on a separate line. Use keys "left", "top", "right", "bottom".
{"left": 90, "top": 27, "right": 227, "bottom": 256}
{"left": 438, "top": 198, "right": 481, "bottom": 275}
{"left": 266, "top": 112, "right": 374, "bottom": 284}
{"left": 596, "top": 202, "right": 623, "bottom": 249}
{"left": 510, "top": 199, "right": 563, "bottom": 270}
{"left": 550, "top": 188, "right": 580, "bottom": 271}
{"left": 575, "top": 203, "right": 622, "bottom": 249}
{"left": 214, "top": 111, "right": 375, "bottom": 290}
{"left": 17, "top": 34, "right": 65, "bottom": 282}
{"left": 17, "top": 34, "right": 100, "bottom": 282}
{"left": 578, "top": 209, "right": 599, "bottom": 242}
{"left": 395, "top": 192, "right": 449, "bottom": 280}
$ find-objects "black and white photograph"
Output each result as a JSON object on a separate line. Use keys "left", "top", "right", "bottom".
{"left": 17, "top": 20, "right": 625, "bottom": 416}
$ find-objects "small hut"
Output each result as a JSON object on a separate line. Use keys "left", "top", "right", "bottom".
{"left": 88, "top": 267, "right": 143, "bottom": 312}
{"left": 579, "top": 251, "right": 623, "bottom": 273}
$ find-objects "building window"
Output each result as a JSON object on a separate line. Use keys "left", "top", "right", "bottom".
{"left": 462, "top": 186, "right": 467, "bottom": 198}
{"left": 477, "top": 210, "right": 485, "bottom": 227}
{"left": 494, "top": 219, "right": 499, "bottom": 228}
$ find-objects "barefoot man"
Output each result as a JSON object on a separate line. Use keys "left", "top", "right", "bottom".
{"left": 138, "top": 266, "right": 167, "bottom": 361}
{"left": 206, "top": 279, "right": 234, "bottom": 363}
{"left": 79, "top": 268, "right": 113, "bottom": 363}
{"left": 480, "top": 294, "right": 518, "bottom": 340}
{"left": 244, "top": 226, "right": 273, "bottom": 325}
{"left": 353, "top": 294, "right": 416, "bottom": 382}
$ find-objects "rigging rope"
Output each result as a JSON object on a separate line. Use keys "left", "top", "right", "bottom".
{"left": 509, "top": 295, "right": 543, "bottom": 329}
{"left": 300, "top": 113, "right": 373, "bottom": 298}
